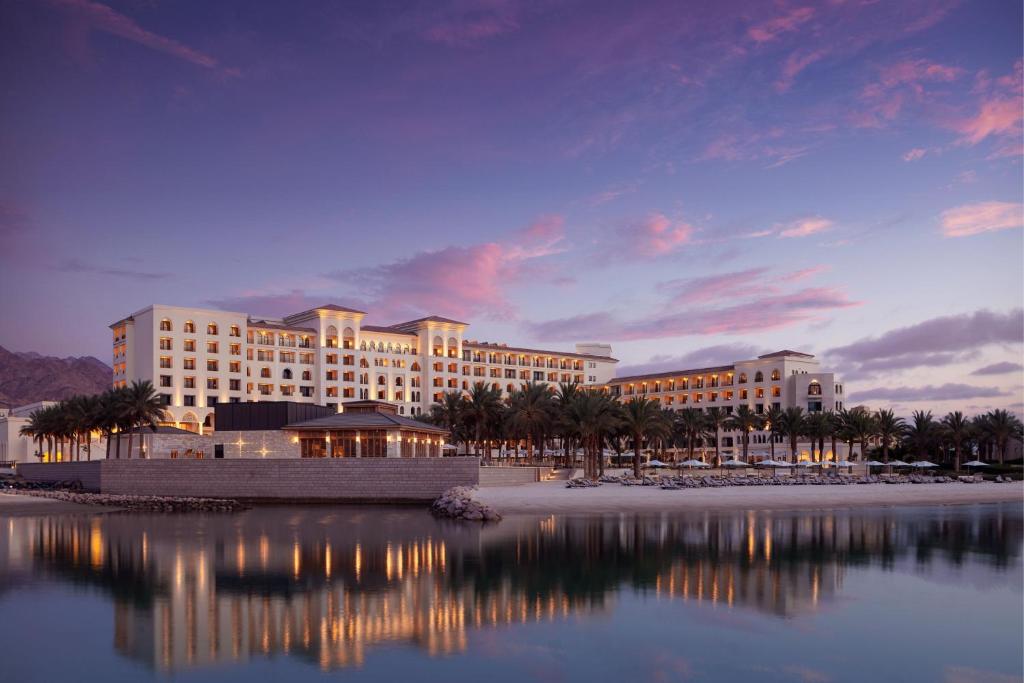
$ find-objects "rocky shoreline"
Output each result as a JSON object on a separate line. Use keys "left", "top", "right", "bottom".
{"left": 13, "top": 489, "right": 247, "bottom": 513}
{"left": 431, "top": 486, "right": 501, "bottom": 521}
{"left": 567, "top": 473, "right": 1018, "bottom": 489}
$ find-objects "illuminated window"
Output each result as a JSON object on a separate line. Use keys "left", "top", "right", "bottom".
{"left": 207, "top": 323, "right": 218, "bottom": 335}
{"left": 159, "top": 319, "right": 172, "bottom": 331}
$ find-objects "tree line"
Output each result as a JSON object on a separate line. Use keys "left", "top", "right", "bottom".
{"left": 424, "top": 382, "right": 1024, "bottom": 477}
{"left": 18, "top": 381, "right": 167, "bottom": 461}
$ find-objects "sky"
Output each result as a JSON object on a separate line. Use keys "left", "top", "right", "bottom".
{"left": 1, "top": 0, "right": 1022, "bottom": 416}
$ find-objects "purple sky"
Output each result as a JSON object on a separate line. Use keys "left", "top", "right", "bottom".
{"left": 1, "top": 0, "right": 1022, "bottom": 415}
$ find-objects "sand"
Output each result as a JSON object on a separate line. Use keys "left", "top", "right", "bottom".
{"left": 475, "top": 481, "right": 1024, "bottom": 515}
{"left": 0, "top": 492, "right": 115, "bottom": 516}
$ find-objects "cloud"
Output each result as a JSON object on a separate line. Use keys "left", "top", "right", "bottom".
{"left": 779, "top": 217, "right": 832, "bottom": 238}
{"left": 971, "top": 361, "right": 1024, "bottom": 376}
{"left": 420, "top": 1, "right": 522, "bottom": 46}
{"left": 851, "top": 383, "right": 1008, "bottom": 402}
{"left": 328, "top": 215, "right": 565, "bottom": 322}
{"left": 617, "top": 343, "right": 769, "bottom": 376}
{"left": 827, "top": 309, "right": 1024, "bottom": 374}
{"left": 59, "top": 257, "right": 170, "bottom": 281}
{"left": 611, "top": 213, "right": 694, "bottom": 259}
{"left": 50, "top": 0, "right": 236, "bottom": 75}
{"left": 940, "top": 201, "right": 1023, "bottom": 238}
{"left": 660, "top": 268, "right": 769, "bottom": 306}
{"left": 775, "top": 49, "right": 828, "bottom": 93}
{"left": 902, "top": 148, "right": 927, "bottom": 161}
{"left": 853, "top": 58, "right": 963, "bottom": 128}
{"left": 529, "top": 286, "right": 858, "bottom": 341}
{"left": 747, "top": 7, "right": 815, "bottom": 43}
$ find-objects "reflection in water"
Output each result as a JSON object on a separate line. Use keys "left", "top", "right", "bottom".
{"left": 1, "top": 505, "right": 1020, "bottom": 673}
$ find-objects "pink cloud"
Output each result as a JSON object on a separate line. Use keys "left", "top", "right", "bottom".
{"left": 775, "top": 49, "right": 828, "bottom": 93}
{"left": 329, "top": 215, "right": 565, "bottom": 321}
{"left": 616, "top": 213, "right": 694, "bottom": 258}
{"left": 50, "top": 0, "right": 236, "bottom": 75}
{"left": 952, "top": 97, "right": 1023, "bottom": 146}
{"left": 940, "top": 201, "right": 1023, "bottom": 238}
{"left": 747, "top": 7, "right": 815, "bottom": 43}
{"left": 778, "top": 216, "right": 832, "bottom": 238}
{"left": 659, "top": 268, "right": 770, "bottom": 306}
{"left": 902, "top": 148, "right": 927, "bottom": 161}
{"left": 420, "top": 1, "right": 523, "bottom": 47}
{"left": 853, "top": 58, "right": 963, "bottom": 128}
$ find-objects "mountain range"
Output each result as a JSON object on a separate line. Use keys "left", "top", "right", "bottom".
{"left": 0, "top": 346, "right": 112, "bottom": 408}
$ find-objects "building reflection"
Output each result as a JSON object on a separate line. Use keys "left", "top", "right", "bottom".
{"left": 4, "top": 505, "right": 1020, "bottom": 672}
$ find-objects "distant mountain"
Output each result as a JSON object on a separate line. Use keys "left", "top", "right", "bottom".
{"left": 0, "top": 345, "right": 112, "bottom": 408}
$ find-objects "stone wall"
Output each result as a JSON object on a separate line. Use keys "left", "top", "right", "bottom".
{"left": 19, "top": 457, "right": 480, "bottom": 502}
{"left": 19, "top": 461, "right": 102, "bottom": 492}
{"left": 214, "top": 430, "right": 300, "bottom": 459}
{"left": 479, "top": 466, "right": 544, "bottom": 487}
{"left": 114, "top": 432, "right": 213, "bottom": 459}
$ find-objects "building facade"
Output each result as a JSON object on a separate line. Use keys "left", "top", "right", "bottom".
{"left": 111, "top": 304, "right": 618, "bottom": 433}
{"left": 604, "top": 350, "right": 847, "bottom": 461}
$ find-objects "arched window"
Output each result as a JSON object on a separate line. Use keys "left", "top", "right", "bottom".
{"left": 395, "top": 376, "right": 404, "bottom": 386}
{"left": 302, "top": 370, "right": 311, "bottom": 381}
{"left": 808, "top": 380, "right": 822, "bottom": 396}
{"left": 342, "top": 327, "right": 355, "bottom": 349}
{"left": 184, "top": 320, "right": 196, "bottom": 333}
{"left": 754, "top": 371, "right": 764, "bottom": 382}
{"left": 207, "top": 323, "right": 218, "bottom": 335}
{"left": 770, "top": 368, "right": 780, "bottom": 381}
{"left": 360, "top": 341, "right": 367, "bottom": 350}
{"left": 282, "top": 368, "right": 293, "bottom": 380}
{"left": 325, "top": 325, "right": 338, "bottom": 349}
{"left": 411, "top": 362, "right": 421, "bottom": 371}
{"left": 159, "top": 318, "right": 172, "bottom": 331}
{"left": 738, "top": 373, "right": 747, "bottom": 384}
{"left": 230, "top": 325, "right": 240, "bottom": 337}
{"left": 377, "top": 375, "right": 386, "bottom": 385}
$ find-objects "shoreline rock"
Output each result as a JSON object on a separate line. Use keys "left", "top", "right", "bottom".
{"left": 15, "top": 489, "right": 246, "bottom": 512}
{"left": 431, "top": 486, "right": 501, "bottom": 521}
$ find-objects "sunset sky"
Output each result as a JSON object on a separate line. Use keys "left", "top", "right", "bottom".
{"left": 1, "top": 0, "right": 1022, "bottom": 415}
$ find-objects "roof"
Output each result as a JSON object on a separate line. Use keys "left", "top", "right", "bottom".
{"left": 757, "top": 350, "right": 814, "bottom": 359}
{"left": 283, "top": 304, "right": 367, "bottom": 322}
{"left": 464, "top": 340, "right": 619, "bottom": 363}
{"left": 286, "top": 413, "right": 447, "bottom": 433}
{"left": 247, "top": 319, "right": 317, "bottom": 333}
{"left": 359, "top": 325, "right": 416, "bottom": 336}
{"left": 609, "top": 364, "right": 735, "bottom": 385}
{"left": 391, "top": 315, "right": 469, "bottom": 329}
{"left": 121, "top": 425, "right": 203, "bottom": 435}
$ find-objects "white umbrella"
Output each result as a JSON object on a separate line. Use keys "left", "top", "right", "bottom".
{"left": 963, "top": 460, "right": 988, "bottom": 468}
{"left": 678, "top": 459, "right": 710, "bottom": 468}
{"left": 864, "top": 460, "right": 887, "bottom": 467}
{"left": 835, "top": 460, "right": 856, "bottom": 467}
{"left": 442, "top": 443, "right": 458, "bottom": 451}
{"left": 646, "top": 459, "right": 670, "bottom": 468}
{"left": 909, "top": 461, "right": 938, "bottom": 468}
{"left": 722, "top": 458, "right": 749, "bottom": 467}
{"left": 795, "top": 460, "right": 819, "bottom": 468}
{"left": 757, "top": 459, "right": 791, "bottom": 467}
{"left": 887, "top": 460, "right": 910, "bottom": 467}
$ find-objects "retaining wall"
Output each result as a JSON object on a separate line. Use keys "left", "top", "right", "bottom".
{"left": 19, "top": 457, "right": 480, "bottom": 502}
{"left": 479, "top": 466, "right": 545, "bottom": 487}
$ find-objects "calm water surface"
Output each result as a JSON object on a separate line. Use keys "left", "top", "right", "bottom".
{"left": 0, "top": 503, "right": 1020, "bottom": 683}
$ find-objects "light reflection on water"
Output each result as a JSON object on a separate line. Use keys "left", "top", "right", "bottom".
{"left": 0, "top": 503, "right": 1020, "bottom": 682}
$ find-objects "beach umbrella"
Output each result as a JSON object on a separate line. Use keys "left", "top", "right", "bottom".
{"left": 795, "top": 460, "right": 819, "bottom": 468}
{"left": 864, "top": 460, "right": 887, "bottom": 467}
{"left": 962, "top": 460, "right": 988, "bottom": 468}
{"left": 678, "top": 459, "right": 710, "bottom": 468}
{"left": 835, "top": 460, "right": 856, "bottom": 467}
{"left": 646, "top": 459, "right": 670, "bottom": 468}
{"left": 909, "top": 461, "right": 938, "bottom": 468}
{"left": 722, "top": 458, "right": 749, "bottom": 467}
{"left": 886, "top": 460, "right": 910, "bottom": 467}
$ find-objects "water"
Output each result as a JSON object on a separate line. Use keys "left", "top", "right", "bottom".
{"left": 0, "top": 503, "right": 1020, "bottom": 683}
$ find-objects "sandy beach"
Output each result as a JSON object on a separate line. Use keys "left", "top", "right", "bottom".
{"left": 0, "top": 492, "right": 116, "bottom": 516}
{"left": 475, "top": 481, "right": 1024, "bottom": 514}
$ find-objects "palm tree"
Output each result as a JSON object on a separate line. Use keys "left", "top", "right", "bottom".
{"left": 903, "top": 410, "right": 937, "bottom": 461}
{"left": 18, "top": 410, "right": 46, "bottom": 461}
{"left": 764, "top": 405, "right": 784, "bottom": 461}
{"left": 802, "top": 411, "right": 830, "bottom": 462}
{"left": 464, "top": 382, "right": 503, "bottom": 460}
{"left": 941, "top": 411, "right": 970, "bottom": 472}
{"left": 874, "top": 409, "right": 905, "bottom": 463}
{"left": 507, "top": 382, "right": 554, "bottom": 464}
{"left": 847, "top": 407, "right": 876, "bottom": 461}
{"left": 676, "top": 408, "right": 706, "bottom": 463}
{"left": 564, "top": 392, "right": 622, "bottom": 479}
{"left": 120, "top": 380, "right": 166, "bottom": 459}
{"left": 621, "top": 396, "right": 664, "bottom": 478}
{"left": 704, "top": 407, "right": 726, "bottom": 467}
{"left": 429, "top": 391, "right": 466, "bottom": 454}
{"left": 554, "top": 382, "right": 581, "bottom": 466}
{"left": 726, "top": 405, "right": 762, "bottom": 462}
{"left": 777, "top": 407, "right": 805, "bottom": 462}
{"left": 984, "top": 409, "right": 1022, "bottom": 464}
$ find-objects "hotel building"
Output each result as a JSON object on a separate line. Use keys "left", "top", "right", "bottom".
{"left": 604, "top": 350, "right": 846, "bottom": 460}
{"left": 110, "top": 304, "right": 618, "bottom": 433}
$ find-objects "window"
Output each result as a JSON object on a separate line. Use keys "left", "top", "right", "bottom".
{"left": 207, "top": 341, "right": 218, "bottom": 353}
{"left": 159, "top": 337, "right": 173, "bottom": 351}
{"left": 159, "top": 375, "right": 172, "bottom": 387}
{"left": 229, "top": 325, "right": 240, "bottom": 337}
{"left": 279, "top": 351, "right": 295, "bottom": 364}
{"left": 738, "top": 373, "right": 747, "bottom": 384}
{"left": 184, "top": 340, "right": 196, "bottom": 352}
{"left": 771, "top": 386, "right": 781, "bottom": 397}
{"left": 207, "top": 323, "right": 218, "bottom": 335}
{"left": 229, "top": 379, "right": 241, "bottom": 391}
{"left": 207, "top": 378, "right": 218, "bottom": 390}
{"left": 754, "top": 371, "right": 764, "bottom": 382}
{"left": 184, "top": 376, "right": 196, "bottom": 389}
{"left": 282, "top": 368, "right": 293, "bottom": 380}
{"left": 229, "top": 361, "right": 241, "bottom": 373}
{"left": 183, "top": 321, "right": 195, "bottom": 333}
{"left": 183, "top": 395, "right": 195, "bottom": 406}
{"left": 326, "top": 353, "right": 338, "bottom": 364}
{"left": 159, "top": 319, "right": 172, "bottom": 331}
{"left": 261, "top": 368, "right": 272, "bottom": 378}
{"left": 301, "top": 386, "right": 314, "bottom": 397}
{"left": 159, "top": 394, "right": 171, "bottom": 406}
{"left": 326, "top": 370, "right": 338, "bottom": 381}
{"left": 159, "top": 356, "right": 172, "bottom": 369}
{"left": 207, "top": 360, "right": 219, "bottom": 372}
{"left": 739, "top": 389, "right": 747, "bottom": 400}
{"left": 183, "top": 358, "right": 196, "bottom": 370}
{"left": 808, "top": 381, "right": 822, "bottom": 396}
{"left": 771, "top": 369, "right": 780, "bottom": 381}
{"left": 755, "top": 388, "right": 764, "bottom": 398}
{"left": 207, "top": 396, "right": 217, "bottom": 407}
{"left": 303, "top": 370, "right": 313, "bottom": 381}
{"left": 230, "top": 343, "right": 241, "bottom": 355}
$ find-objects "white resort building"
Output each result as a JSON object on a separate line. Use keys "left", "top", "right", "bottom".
{"left": 110, "top": 304, "right": 618, "bottom": 434}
